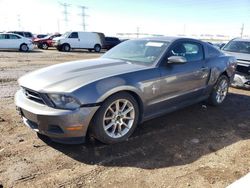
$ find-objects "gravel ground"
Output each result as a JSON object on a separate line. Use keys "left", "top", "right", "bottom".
{"left": 0, "top": 49, "right": 249, "bottom": 188}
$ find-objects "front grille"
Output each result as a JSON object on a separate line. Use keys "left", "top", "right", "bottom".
{"left": 236, "top": 64, "right": 250, "bottom": 75}
{"left": 22, "top": 87, "right": 45, "bottom": 104}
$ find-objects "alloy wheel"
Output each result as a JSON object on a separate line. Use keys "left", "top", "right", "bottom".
{"left": 215, "top": 79, "right": 228, "bottom": 103}
{"left": 103, "top": 99, "right": 135, "bottom": 138}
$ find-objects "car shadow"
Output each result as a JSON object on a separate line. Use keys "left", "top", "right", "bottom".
{"left": 0, "top": 49, "right": 43, "bottom": 53}
{"left": 40, "top": 92, "right": 250, "bottom": 169}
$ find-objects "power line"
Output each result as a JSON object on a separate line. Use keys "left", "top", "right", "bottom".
{"left": 78, "top": 6, "right": 88, "bottom": 31}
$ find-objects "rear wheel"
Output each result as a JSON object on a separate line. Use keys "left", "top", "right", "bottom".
{"left": 62, "top": 43, "right": 71, "bottom": 52}
{"left": 91, "top": 92, "right": 139, "bottom": 144}
{"left": 94, "top": 44, "right": 101, "bottom": 53}
{"left": 208, "top": 75, "right": 229, "bottom": 106}
{"left": 20, "top": 44, "right": 28, "bottom": 52}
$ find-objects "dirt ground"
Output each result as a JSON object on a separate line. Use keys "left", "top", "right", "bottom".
{"left": 0, "top": 49, "right": 249, "bottom": 188}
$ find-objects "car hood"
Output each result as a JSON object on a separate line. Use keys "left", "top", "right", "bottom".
{"left": 52, "top": 36, "right": 63, "bottom": 41}
{"left": 18, "top": 58, "right": 149, "bottom": 93}
{"left": 34, "top": 38, "right": 46, "bottom": 42}
{"left": 222, "top": 50, "right": 250, "bottom": 65}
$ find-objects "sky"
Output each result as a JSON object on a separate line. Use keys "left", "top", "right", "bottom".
{"left": 0, "top": 0, "right": 249, "bottom": 38}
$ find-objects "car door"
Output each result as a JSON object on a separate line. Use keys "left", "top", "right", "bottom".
{"left": 1, "top": 34, "right": 16, "bottom": 49}
{"left": 158, "top": 41, "right": 209, "bottom": 108}
{"left": 0, "top": 34, "right": 6, "bottom": 48}
{"left": 8, "top": 34, "right": 21, "bottom": 48}
{"left": 79, "top": 32, "right": 89, "bottom": 48}
{"left": 67, "top": 32, "right": 80, "bottom": 48}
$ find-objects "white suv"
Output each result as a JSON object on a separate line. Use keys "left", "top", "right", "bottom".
{"left": 0, "top": 33, "right": 34, "bottom": 52}
{"left": 53, "top": 32, "right": 103, "bottom": 52}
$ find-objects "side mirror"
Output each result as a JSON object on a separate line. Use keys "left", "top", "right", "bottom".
{"left": 168, "top": 56, "right": 187, "bottom": 64}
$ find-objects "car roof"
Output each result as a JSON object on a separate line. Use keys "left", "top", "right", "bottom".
{"left": 136, "top": 36, "right": 204, "bottom": 43}
{"left": 8, "top": 33, "right": 24, "bottom": 37}
{"left": 232, "top": 38, "right": 250, "bottom": 42}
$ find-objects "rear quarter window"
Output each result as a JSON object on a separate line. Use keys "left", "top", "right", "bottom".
{"left": 207, "top": 44, "right": 223, "bottom": 58}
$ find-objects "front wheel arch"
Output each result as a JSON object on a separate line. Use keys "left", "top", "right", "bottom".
{"left": 96, "top": 87, "right": 144, "bottom": 122}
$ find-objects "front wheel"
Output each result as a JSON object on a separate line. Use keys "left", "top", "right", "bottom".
{"left": 91, "top": 92, "right": 139, "bottom": 144}
{"left": 208, "top": 75, "right": 229, "bottom": 106}
{"left": 20, "top": 44, "right": 28, "bottom": 52}
{"left": 62, "top": 44, "right": 71, "bottom": 52}
{"left": 41, "top": 42, "right": 48, "bottom": 50}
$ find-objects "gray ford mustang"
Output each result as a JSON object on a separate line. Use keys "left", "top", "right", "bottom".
{"left": 15, "top": 37, "right": 237, "bottom": 144}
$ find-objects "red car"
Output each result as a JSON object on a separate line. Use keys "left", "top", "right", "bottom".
{"left": 34, "top": 34, "right": 61, "bottom": 50}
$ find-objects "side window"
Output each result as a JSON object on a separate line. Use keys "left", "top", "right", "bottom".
{"left": 0, "top": 34, "right": 5, "bottom": 39}
{"left": 9, "top": 35, "right": 20, "bottom": 39}
{"left": 171, "top": 42, "right": 204, "bottom": 62}
{"left": 5, "top": 34, "right": 10, "bottom": 39}
{"left": 68, "top": 32, "right": 78, "bottom": 38}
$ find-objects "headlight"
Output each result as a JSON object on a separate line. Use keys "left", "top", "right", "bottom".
{"left": 48, "top": 94, "right": 80, "bottom": 110}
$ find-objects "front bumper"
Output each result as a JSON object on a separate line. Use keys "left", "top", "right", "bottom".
{"left": 15, "top": 90, "right": 99, "bottom": 144}
{"left": 52, "top": 41, "right": 60, "bottom": 47}
{"left": 28, "top": 44, "right": 34, "bottom": 51}
{"left": 232, "top": 73, "right": 250, "bottom": 89}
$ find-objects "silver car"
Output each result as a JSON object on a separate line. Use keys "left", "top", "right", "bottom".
{"left": 221, "top": 38, "right": 250, "bottom": 89}
{"left": 15, "top": 37, "right": 237, "bottom": 144}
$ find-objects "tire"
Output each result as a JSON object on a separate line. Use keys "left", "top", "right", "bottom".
{"left": 94, "top": 44, "right": 101, "bottom": 53}
{"left": 37, "top": 43, "right": 42, "bottom": 49}
{"left": 208, "top": 75, "right": 229, "bottom": 106}
{"left": 91, "top": 92, "right": 139, "bottom": 144}
{"left": 41, "top": 42, "right": 48, "bottom": 50}
{"left": 56, "top": 46, "right": 62, "bottom": 51}
{"left": 62, "top": 43, "right": 71, "bottom": 52}
{"left": 20, "top": 44, "right": 28, "bottom": 52}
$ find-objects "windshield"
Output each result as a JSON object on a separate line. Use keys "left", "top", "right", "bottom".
{"left": 42, "top": 35, "right": 51, "bottom": 39}
{"left": 62, "top": 32, "right": 70, "bottom": 38}
{"left": 223, "top": 41, "right": 250, "bottom": 54}
{"left": 102, "top": 40, "right": 169, "bottom": 65}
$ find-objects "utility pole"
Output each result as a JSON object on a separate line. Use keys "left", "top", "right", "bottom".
{"left": 59, "top": 2, "right": 71, "bottom": 31}
{"left": 57, "top": 19, "right": 60, "bottom": 33}
{"left": 17, "top": 14, "right": 21, "bottom": 29}
{"left": 78, "top": 6, "right": 88, "bottom": 31}
{"left": 240, "top": 23, "right": 244, "bottom": 38}
{"left": 136, "top": 27, "right": 140, "bottom": 38}
{"left": 183, "top": 24, "right": 186, "bottom": 36}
